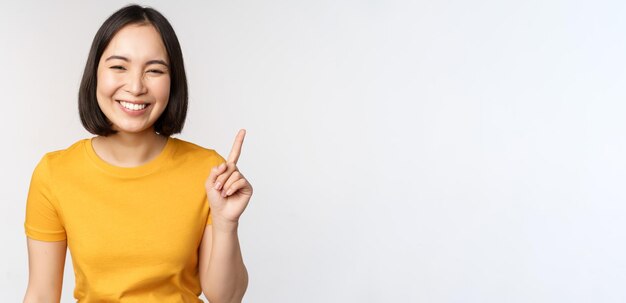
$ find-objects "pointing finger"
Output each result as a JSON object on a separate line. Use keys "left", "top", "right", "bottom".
{"left": 227, "top": 129, "right": 246, "bottom": 164}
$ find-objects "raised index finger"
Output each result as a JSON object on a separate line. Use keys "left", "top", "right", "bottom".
{"left": 227, "top": 129, "right": 246, "bottom": 164}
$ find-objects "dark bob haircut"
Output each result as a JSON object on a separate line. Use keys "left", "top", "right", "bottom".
{"left": 79, "top": 4, "right": 187, "bottom": 137}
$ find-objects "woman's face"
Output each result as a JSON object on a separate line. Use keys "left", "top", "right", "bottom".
{"left": 96, "top": 23, "right": 170, "bottom": 135}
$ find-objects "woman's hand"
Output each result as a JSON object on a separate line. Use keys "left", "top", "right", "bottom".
{"left": 205, "top": 129, "right": 253, "bottom": 230}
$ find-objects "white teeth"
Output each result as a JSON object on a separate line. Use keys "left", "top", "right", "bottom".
{"left": 119, "top": 101, "right": 148, "bottom": 111}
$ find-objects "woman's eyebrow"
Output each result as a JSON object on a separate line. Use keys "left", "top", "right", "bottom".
{"left": 105, "top": 55, "right": 129, "bottom": 62}
{"left": 105, "top": 55, "right": 169, "bottom": 67}
{"left": 146, "top": 59, "right": 169, "bottom": 67}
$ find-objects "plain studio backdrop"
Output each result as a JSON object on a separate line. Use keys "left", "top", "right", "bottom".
{"left": 2, "top": 0, "right": 625, "bottom": 302}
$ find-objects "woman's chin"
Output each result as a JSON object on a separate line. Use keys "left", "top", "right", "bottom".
{"left": 112, "top": 124, "right": 154, "bottom": 135}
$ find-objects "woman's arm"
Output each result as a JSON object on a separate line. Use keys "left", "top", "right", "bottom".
{"left": 200, "top": 130, "right": 252, "bottom": 303}
{"left": 198, "top": 223, "right": 248, "bottom": 303}
{"left": 23, "top": 238, "right": 67, "bottom": 303}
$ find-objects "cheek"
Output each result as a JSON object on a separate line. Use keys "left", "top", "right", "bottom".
{"left": 96, "top": 71, "right": 120, "bottom": 97}
{"left": 151, "top": 77, "right": 171, "bottom": 103}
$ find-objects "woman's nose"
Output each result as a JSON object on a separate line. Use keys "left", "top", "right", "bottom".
{"left": 125, "top": 71, "right": 148, "bottom": 95}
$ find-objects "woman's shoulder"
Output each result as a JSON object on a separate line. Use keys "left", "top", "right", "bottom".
{"left": 170, "top": 137, "right": 226, "bottom": 164}
{"left": 32, "top": 138, "right": 91, "bottom": 175}
{"left": 38, "top": 138, "right": 90, "bottom": 164}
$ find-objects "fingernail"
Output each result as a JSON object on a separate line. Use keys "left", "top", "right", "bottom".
{"left": 218, "top": 163, "right": 226, "bottom": 170}
{"left": 214, "top": 182, "right": 222, "bottom": 190}
{"left": 221, "top": 190, "right": 227, "bottom": 197}
{"left": 226, "top": 189, "right": 233, "bottom": 196}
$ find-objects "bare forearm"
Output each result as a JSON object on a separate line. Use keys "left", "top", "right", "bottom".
{"left": 23, "top": 289, "right": 61, "bottom": 303}
{"left": 23, "top": 294, "right": 57, "bottom": 303}
{"left": 204, "top": 223, "right": 248, "bottom": 303}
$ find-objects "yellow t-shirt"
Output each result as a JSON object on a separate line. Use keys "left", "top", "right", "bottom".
{"left": 24, "top": 136, "right": 226, "bottom": 302}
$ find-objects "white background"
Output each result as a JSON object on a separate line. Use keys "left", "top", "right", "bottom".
{"left": 2, "top": 0, "right": 626, "bottom": 302}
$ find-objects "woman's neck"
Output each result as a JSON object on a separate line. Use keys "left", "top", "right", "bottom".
{"left": 91, "top": 129, "right": 168, "bottom": 168}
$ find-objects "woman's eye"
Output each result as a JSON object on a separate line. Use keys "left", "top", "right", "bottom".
{"left": 147, "top": 69, "right": 165, "bottom": 74}
{"left": 110, "top": 66, "right": 125, "bottom": 70}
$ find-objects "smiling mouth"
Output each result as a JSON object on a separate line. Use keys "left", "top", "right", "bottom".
{"left": 117, "top": 100, "right": 149, "bottom": 111}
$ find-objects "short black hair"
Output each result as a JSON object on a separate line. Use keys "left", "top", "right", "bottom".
{"left": 78, "top": 4, "right": 187, "bottom": 136}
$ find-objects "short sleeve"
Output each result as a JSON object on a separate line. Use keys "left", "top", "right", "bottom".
{"left": 206, "top": 150, "right": 227, "bottom": 226}
{"left": 24, "top": 155, "right": 66, "bottom": 241}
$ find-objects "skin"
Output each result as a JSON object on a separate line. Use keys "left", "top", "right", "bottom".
{"left": 201, "top": 129, "right": 252, "bottom": 303}
{"left": 91, "top": 23, "right": 171, "bottom": 166}
{"left": 24, "top": 23, "right": 252, "bottom": 303}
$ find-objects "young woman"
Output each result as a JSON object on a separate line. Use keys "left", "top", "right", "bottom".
{"left": 23, "top": 5, "right": 252, "bottom": 302}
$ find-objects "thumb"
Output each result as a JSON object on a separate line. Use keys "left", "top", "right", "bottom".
{"left": 207, "top": 162, "right": 227, "bottom": 188}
